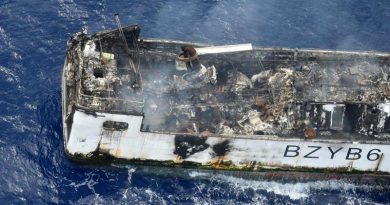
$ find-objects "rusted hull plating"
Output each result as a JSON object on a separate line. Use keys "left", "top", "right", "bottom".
{"left": 62, "top": 25, "right": 390, "bottom": 175}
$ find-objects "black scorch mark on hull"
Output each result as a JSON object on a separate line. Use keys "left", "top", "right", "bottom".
{"left": 174, "top": 135, "right": 209, "bottom": 159}
{"left": 212, "top": 140, "right": 231, "bottom": 157}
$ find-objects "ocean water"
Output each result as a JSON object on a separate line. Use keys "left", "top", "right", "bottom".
{"left": 0, "top": 0, "right": 390, "bottom": 204}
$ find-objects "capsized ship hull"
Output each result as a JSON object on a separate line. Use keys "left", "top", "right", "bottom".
{"left": 62, "top": 25, "right": 390, "bottom": 174}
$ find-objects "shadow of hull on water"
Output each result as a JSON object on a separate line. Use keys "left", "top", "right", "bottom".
{"left": 89, "top": 163, "right": 390, "bottom": 202}
{"left": 73, "top": 162, "right": 390, "bottom": 186}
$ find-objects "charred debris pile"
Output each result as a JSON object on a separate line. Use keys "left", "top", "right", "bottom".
{"left": 66, "top": 25, "right": 390, "bottom": 140}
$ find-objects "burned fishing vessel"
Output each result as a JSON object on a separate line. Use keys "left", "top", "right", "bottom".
{"left": 62, "top": 21, "right": 390, "bottom": 174}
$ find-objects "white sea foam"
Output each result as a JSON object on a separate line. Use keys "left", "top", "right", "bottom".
{"left": 127, "top": 167, "right": 136, "bottom": 182}
{"left": 57, "top": 0, "right": 89, "bottom": 20}
{"left": 0, "top": 26, "right": 15, "bottom": 49}
{"left": 0, "top": 115, "right": 38, "bottom": 133}
{"left": 188, "top": 171, "right": 383, "bottom": 202}
{"left": 68, "top": 172, "right": 99, "bottom": 193}
{"left": 188, "top": 171, "right": 209, "bottom": 178}
{"left": 218, "top": 175, "right": 309, "bottom": 200}
{"left": 0, "top": 66, "right": 19, "bottom": 83}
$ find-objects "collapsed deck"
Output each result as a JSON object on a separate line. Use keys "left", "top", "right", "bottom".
{"left": 62, "top": 25, "right": 390, "bottom": 173}
{"left": 65, "top": 25, "right": 390, "bottom": 140}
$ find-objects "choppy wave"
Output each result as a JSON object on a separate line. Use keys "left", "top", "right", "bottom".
{"left": 54, "top": 165, "right": 390, "bottom": 204}
{"left": 0, "top": 0, "right": 389, "bottom": 204}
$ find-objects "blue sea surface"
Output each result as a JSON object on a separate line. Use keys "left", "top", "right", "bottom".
{"left": 0, "top": 0, "right": 390, "bottom": 204}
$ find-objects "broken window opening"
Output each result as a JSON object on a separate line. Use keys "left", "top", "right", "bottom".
{"left": 103, "top": 121, "right": 129, "bottom": 131}
{"left": 93, "top": 67, "right": 105, "bottom": 78}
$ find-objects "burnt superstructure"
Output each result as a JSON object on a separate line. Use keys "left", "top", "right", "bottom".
{"left": 62, "top": 24, "right": 390, "bottom": 174}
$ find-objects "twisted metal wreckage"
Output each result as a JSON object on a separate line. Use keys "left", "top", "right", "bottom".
{"left": 62, "top": 23, "right": 390, "bottom": 175}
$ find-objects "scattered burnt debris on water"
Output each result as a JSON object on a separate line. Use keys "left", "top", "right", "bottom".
{"left": 64, "top": 25, "right": 390, "bottom": 141}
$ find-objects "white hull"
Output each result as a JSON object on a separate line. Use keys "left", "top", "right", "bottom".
{"left": 65, "top": 110, "right": 390, "bottom": 173}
